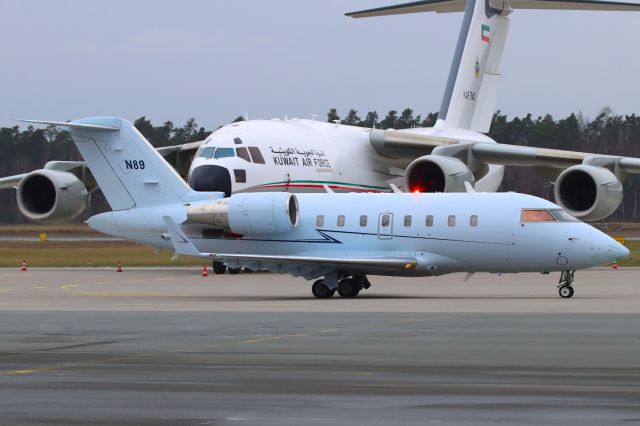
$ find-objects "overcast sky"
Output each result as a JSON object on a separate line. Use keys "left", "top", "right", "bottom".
{"left": 1, "top": 0, "right": 639, "bottom": 130}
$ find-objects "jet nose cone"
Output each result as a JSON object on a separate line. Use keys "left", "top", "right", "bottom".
{"left": 608, "top": 241, "right": 630, "bottom": 261}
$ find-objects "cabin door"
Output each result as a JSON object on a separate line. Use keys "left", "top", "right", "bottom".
{"left": 378, "top": 213, "right": 393, "bottom": 240}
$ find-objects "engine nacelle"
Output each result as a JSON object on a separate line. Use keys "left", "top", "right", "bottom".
{"left": 404, "top": 155, "right": 474, "bottom": 193}
{"left": 16, "top": 169, "right": 89, "bottom": 224}
{"left": 187, "top": 192, "right": 299, "bottom": 235}
{"left": 554, "top": 165, "right": 623, "bottom": 221}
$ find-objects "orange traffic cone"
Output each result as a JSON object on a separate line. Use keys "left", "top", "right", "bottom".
{"left": 612, "top": 261, "right": 619, "bottom": 270}
{"left": 202, "top": 264, "right": 209, "bottom": 277}
{"left": 21, "top": 260, "right": 27, "bottom": 272}
{"left": 116, "top": 261, "right": 123, "bottom": 272}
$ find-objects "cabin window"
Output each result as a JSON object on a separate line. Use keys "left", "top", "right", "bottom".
{"left": 521, "top": 209, "right": 556, "bottom": 222}
{"left": 337, "top": 215, "right": 345, "bottom": 227}
{"left": 316, "top": 215, "right": 324, "bottom": 227}
{"left": 470, "top": 215, "right": 478, "bottom": 227}
{"left": 360, "top": 215, "right": 368, "bottom": 227}
{"left": 404, "top": 215, "right": 412, "bottom": 227}
{"left": 233, "top": 137, "right": 243, "bottom": 145}
{"left": 381, "top": 214, "right": 390, "bottom": 227}
{"left": 448, "top": 215, "right": 456, "bottom": 227}
{"left": 425, "top": 215, "right": 433, "bottom": 227}
{"left": 233, "top": 169, "right": 246, "bottom": 183}
{"left": 248, "top": 147, "right": 265, "bottom": 164}
{"left": 213, "top": 147, "right": 235, "bottom": 159}
{"left": 199, "top": 147, "right": 215, "bottom": 159}
{"left": 236, "top": 147, "right": 251, "bottom": 162}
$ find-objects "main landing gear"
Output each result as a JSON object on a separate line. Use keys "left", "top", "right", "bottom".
{"left": 558, "top": 270, "right": 575, "bottom": 298}
{"left": 312, "top": 273, "right": 371, "bottom": 299}
{"left": 211, "top": 261, "right": 247, "bottom": 275}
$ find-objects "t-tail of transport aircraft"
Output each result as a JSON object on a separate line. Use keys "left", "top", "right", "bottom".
{"left": 23, "top": 117, "right": 629, "bottom": 299}
{"left": 3, "top": 0, "right": 640, "bottom": 227}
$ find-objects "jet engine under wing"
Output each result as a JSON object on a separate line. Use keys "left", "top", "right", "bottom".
{"left": 369, "top": 128, "right": 640, "bottom": 172}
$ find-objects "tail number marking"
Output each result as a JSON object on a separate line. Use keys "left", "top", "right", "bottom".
{"left": 124, "top": 160, "right": 145, "bottom": 170}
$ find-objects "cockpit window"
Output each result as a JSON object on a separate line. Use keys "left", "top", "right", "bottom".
{"left": 248, "top": 147, "right": 265, "bottom": 164}
{"left": 521, "top": 209, "right": 556, "bottom": 222}
{"left": 199, "top": 147, "right": 215, "bottom": 159}
{"left": 236, "top": 147, "right": 251, "bottom": 162}
{"left": 550, "top": 209, "right": 579, "bottom": 222}
{"left": 213, "top": 148, "right": 235, "bottom": 159}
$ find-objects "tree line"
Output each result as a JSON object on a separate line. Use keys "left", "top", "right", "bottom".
{"left": 0, "top": 108, "right": 639, "bottom": 223}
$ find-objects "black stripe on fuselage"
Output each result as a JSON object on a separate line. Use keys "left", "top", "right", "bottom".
{"left": 192, "top": 228, "right": 512, "bottom": 246}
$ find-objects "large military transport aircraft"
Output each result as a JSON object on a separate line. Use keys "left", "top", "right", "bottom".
{"left": 21, "top": 117, "right": 630, "bottom": 298}
{"left": 2, "top": 0, "right": 640, "bottom": 225}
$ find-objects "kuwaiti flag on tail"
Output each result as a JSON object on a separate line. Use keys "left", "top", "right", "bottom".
{"left": 481, "top": 24, "right": 490, "bottom": 43}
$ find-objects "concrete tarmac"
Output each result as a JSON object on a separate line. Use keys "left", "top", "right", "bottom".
{"left": 0, "top": 268, "right": 639, "bottom": 425}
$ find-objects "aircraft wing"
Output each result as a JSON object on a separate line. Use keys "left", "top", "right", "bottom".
{"left": 369, "top": 128, "right": 640, "bottom": 173}
{"left": 163, "top": 217, "right": 417, "bottom": 278}
{"left": 156, "top": 140, "right": 203, "bottom": 156}
{"left": 0, "top": 174, "right": 27, "bottom": 190}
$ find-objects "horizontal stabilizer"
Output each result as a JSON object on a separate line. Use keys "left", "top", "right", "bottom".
{"left": 347, "top": 0, "right": 640, "bottom": 17}
{"left": 502, "top": 0, "right": 640, "bottom": 11}
{"left": 347, "top": 0, "right": 465, "bottom": 16}
{"left": 19, "top": 119, "right": 120, "bottom": 131}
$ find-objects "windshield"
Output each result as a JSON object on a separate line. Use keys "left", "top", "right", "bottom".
{"left": 213, "top": 148, "right": 235, "bottom": 159}
{"left": 550, "top": 209, "right": 579, "bottom": 222}
{"left": 521, "top": 208, "right": 579, "bottom": 222}
{"left": 199, "top": 147, "right": 215, "bottom": 159}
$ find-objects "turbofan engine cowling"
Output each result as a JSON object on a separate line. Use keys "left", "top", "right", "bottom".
{"left": 554, "top": 165, "right": 623, "bottom": 221}
{"left": 17, "top": 169, "right": 89, "bottom": 224}
{"left": 187, "top": 192, "right": 299, "bottom": 235}
{"left": 404, "top": 155, "right": 474, "bottom": 193}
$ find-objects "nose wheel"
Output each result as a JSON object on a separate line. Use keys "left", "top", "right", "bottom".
{"left": 558, "top": 270, "right": 575, "bottom": 298}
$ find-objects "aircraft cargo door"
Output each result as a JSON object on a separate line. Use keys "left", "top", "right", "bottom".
{"left": 378, "top": 213, "right": 393, "bottom": 240}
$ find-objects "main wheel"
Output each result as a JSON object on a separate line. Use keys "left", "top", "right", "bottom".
{"left": 212, "top": 261, "right": 227, "bottom": 275}
{"left": 559, "top": 285, "right": 574, "bottom": 298}
{"left": 312, "top": 280, "right": 333, "bottom": 299}
{"left": 228, "top": 267, "right": 241, "bottom": 275}
{"left": 338, "top": 279, "right": 360, "bottom": 298}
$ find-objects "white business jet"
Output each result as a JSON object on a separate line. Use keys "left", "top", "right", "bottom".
{"left": 22, "top": 117, "right": 629, "bottom": 298}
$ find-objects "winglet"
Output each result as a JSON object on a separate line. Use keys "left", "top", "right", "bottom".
{"left": 163, "top": 216, "right": 204, "bottom": 257}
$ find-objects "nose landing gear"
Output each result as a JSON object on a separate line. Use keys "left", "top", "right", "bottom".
{"left": 558, "top": 270, "right": 575, "bottom": 298}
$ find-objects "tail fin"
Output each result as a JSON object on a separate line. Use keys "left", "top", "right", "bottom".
{"left": 347, "top": 0, "right": 640, "bottom": 133}
{"left": 21, "top": 117, "right": 194, "bottom": 210}
{"left": 439, "top": 0, "right": 508, "bottom": 133}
